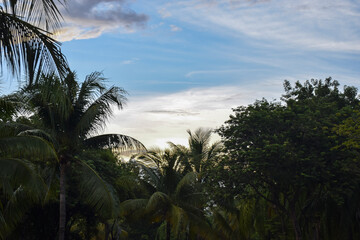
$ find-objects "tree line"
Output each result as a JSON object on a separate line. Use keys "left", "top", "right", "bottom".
{"left": 1, "top": 0, "right": 360, "bottom": 239}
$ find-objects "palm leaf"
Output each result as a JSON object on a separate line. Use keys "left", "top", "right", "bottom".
{"left": 76, "top": 159, "right": 116, "bottom": 219}
{"left": 146, "top": 192, "right": 170, "bottom": 215}
{"left": 1, "top": 0, "right": 65, "bottom": 31}
{"left": 0, "top": 135, "right": 57, "bottom": 160}
{"left": 0, "top": 157, "right": 46, "bottom": 199}
{"left": 75, "top": 71, "right": 106, "bottom": 109}
{"left": 75, "top": 86, "right": 127, "bottom": 137}
{"left": 119, "top": 198, "right": 148, "bottom": 217}
{"left": 137, "top": 164, "right": 161, "bottom": 190}
{"left": 174, "top": 172, "right": 197, "bottom": 199}
{"left": 0, "top": 10, "right": 68, "bottom": 83}
{"left": 84, "top": 134, "right": 146, "bottom": 155}
{"left": 17, "top": 128, "right": 56, "bottom": 146}
{"left": 0, "top": 157, "right": 47, "bottom": 238}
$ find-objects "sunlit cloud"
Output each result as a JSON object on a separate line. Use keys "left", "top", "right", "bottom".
{"left": 56, "top": 0, "right": 148, "bottom": 41}
{"left": 104, "top": 80, "right": 285, "bottom": 148}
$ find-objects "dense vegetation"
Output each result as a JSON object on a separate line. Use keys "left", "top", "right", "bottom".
{"left": 1, "top": 0, "right": 359, "bottom": 239}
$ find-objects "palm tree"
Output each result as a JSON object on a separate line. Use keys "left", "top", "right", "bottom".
{"left": 121, "top": 148, "right": 213, "bottom": 240}
{"left": 17, "top": 71, "right": 145, "bottom": 240}
{"left": 169, "top": 128, "right": 222, "bottom": 174}
{"left": 0, "top": 0, "right": 69, "bottom": 83}
{"left": 211, "top": 198, "right": 272, "bottom": 240}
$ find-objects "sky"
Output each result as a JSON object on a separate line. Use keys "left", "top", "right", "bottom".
{"left": 4, "top": 0, "right": 360, "bottom": 148}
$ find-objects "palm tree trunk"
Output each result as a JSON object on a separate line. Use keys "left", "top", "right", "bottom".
{"left": 290, "top": 210, "right": 302, "bottom": 240}
{"left": 105, "top": 222, "right": 110, "bottom": 240}
{"left": 59, "top": 162, "right": 67, "bottom": 240}
{"left": 166, "top": 221, "right": 171, "bottom": 240}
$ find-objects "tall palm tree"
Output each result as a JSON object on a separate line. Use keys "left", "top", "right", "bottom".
{"left": 17, "top": 71, "right": 145, "bottom": 240}
{"left": 0, "top": 0, "right": 69, "bottom": 83}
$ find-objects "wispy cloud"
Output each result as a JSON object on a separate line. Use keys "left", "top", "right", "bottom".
{"left": 121, "top": 58, "right": 139, "bottom": 65}
{"left": 185, "top": 69, "right": 245, "bottom": 78}
{"left": 146, "top": 110, "right": 199, "bottom": 115}
{"left": 56, "top": 0, "right": 148, "bottom": 41}
{"left": 158, "top": 7, "right": 172, "bottom": 18}
{"left": 162, "top": 0, "right": 360, "bottom": 52}
{"left": 170, "top": 24, "right": 182, "bottom": 32}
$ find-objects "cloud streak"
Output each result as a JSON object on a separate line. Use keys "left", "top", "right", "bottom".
{"left": 162, "top": 0, "right": 360, "bottom": 52}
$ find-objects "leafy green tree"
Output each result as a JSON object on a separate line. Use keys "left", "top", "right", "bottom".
{"left": 16, "top": 72, "right": 145, "bottom": 240}
{"left": 0, "top": 0, "right": 69, "bottom": 83}
{"left": 217, "top": 78, "right": 360, "bottom": 240}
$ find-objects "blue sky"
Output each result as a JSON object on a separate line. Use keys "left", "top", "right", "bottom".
{"left": 4, "top": 0, "right": 360, "bottom": 148}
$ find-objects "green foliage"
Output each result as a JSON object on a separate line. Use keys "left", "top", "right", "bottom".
{"left": 0, "top": 0, "right": 69, "bottom": 83}
{"left": 217, "top": 78, "right": 360, "bottom": 239}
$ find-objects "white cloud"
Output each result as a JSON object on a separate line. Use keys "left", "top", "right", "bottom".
{"left": 170, "top": 24, "right": 182, "bottom": 32}
{"left": 162, "top": 0, "right": 360, "bottom": 52}
{"left": 103, "top": 80, "right": 284, "bottom": 149}
{"left": 102, "top": 73, "right": 360, "bottom": 149}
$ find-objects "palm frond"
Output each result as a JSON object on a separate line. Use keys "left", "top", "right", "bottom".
{"left": 0, "top": 122, "right": 32, "bottom": 137}
{"left": 188, "top": 212, "right": 218, "bottom": 240}
{"left": 75, "top": 71, "right": 106, "bottom": 109}
{"left": 17, "top": 128, "right": 55, "bottom": 145}
{"left": 137, "top": 164, "right": 161, "bottom": 190}
{"left": 75, "top": 86, "right": 127, "bottom": 137}
{"left": 175, "top": 172, "right": 197, "bottom": 198}
{"left": 146, "top": 192, "right": 170, "bottom": 215}
{"left": 77, "top": 159, "right": 116, "bottom": 219}
{"left": 187, "top": 128, "right": 212, "bottom": 152}
{"left": 0, "top": 157, "right": 47, "bottom": 236}
{"left": 21, "top": 74, "right": 73, "bottom": 130}
{"left": 119, "top": 199, "right": 148, "bottom": 217}
{"left": 212, "top": 211, "right": 233, "bottom": 239}
{"left": 0, "top": 135, "right": 57, "bottom": 160}
{"left": 0, "top": 122, "right": 57, "bottom": 159}
{"left": 0, "top": 94, "right": 20, "bottom": 121}
{"left": 207, "top": 141, "right": 223, "bottom": 159}
{"left": 0, "top": 157, "right": 46, "bottom": 200}
{"left": 84, "top": 134, "right": 146, "bottom": 155}
{"left": 0, "top": 185, "right": 40, "bottom": 238}
{"left": 1, "top": 0, "right": 65, "bottom": 31}
{"left": 0, "top": 11, "right": 68, "bottom": 83}
{"left": 167, "top": 205, "right": 188, "bottom": 238}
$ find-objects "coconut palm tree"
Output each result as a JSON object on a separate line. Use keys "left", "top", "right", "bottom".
{"left": 169, "top": 128, "right": 222, "bottom": 174}
{"left": 16, "top": 71, "right": 145, "bottom": 240}
{"left": 0, "top": 0, "right": 69, "bottom": 83}
{"left": 121, "top": 148, "right": 213, "bottom": 240}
